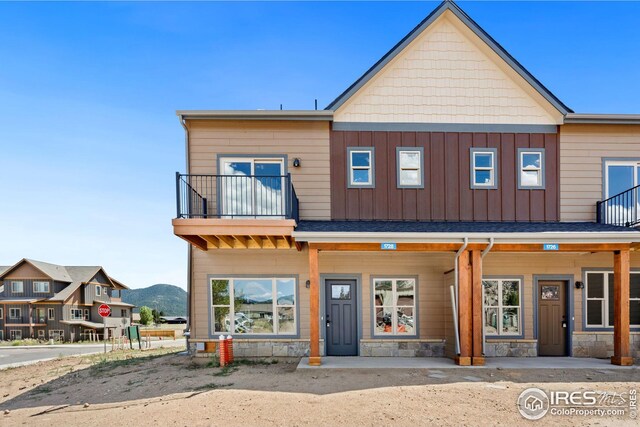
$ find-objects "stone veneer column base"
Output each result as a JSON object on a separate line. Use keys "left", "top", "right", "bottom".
{"left": 484, "top": 340, "right": 537, "bottom": 357}
{"left": 573, "top": 332, "right": 639, "bottom": 360}
{"left": 190, "top": 339, "right": 325, "bottom": 358}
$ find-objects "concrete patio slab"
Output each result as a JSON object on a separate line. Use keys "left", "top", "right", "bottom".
{"left": 297, "top": 357, "right": 636, "bottom": 370}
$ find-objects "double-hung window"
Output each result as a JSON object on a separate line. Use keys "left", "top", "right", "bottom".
{"left": 33, "top": 281, "right": 50, "bottom": 293}
{"left": 483, "top": 278, "right": 522, "bottom": 336}
{"left": 48, "top": 308, "right": 55, "bottom": 320}
{"left": 396, "top": 147, "right": 424, "bottom": 188}
{"left": 373, "top": 278, "right": 416, "bottom": 336}
{"left": 585, "top": 271, "right": 640, "bottom": 327}
{"left": 11, "top": 281, "right": 23, "bottom": 294}
{"left": 470, "top": 148, "right": 498, "bottom": 189}
{"left": 347, "top": 147, "right": 375, "bottom": 188}
{"left": 210, "top": 277, "right": 297, "bottom": 335}
{"left": 70, "top": 308, "right": 83, "bottom": 320}
{"left": 9, "top": 308, "right": 21, "bottom": 319}
{"left": 95, "top": 285, "right": 101, "bottom": 297}
{"left": 518, "top": 149, "right": 545, "bottom": 189}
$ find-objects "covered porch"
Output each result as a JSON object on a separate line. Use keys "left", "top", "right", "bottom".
{"left": 294, "top": 221, "right": 640, "bottom": 367}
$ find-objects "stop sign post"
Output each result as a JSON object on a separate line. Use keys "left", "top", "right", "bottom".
{"left": 98, "top": 304, "right": 111, "bottom": 353}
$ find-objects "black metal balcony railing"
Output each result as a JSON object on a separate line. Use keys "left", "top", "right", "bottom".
{"left": 176, "top": 173, "right": 299, "bottom": 221}
{"left": 597, "top": 184, "right": 640, "bottom": 227}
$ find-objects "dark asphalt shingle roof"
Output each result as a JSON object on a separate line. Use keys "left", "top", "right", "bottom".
{"left": 295, "top": 221, "right": 639, "bottom": 233}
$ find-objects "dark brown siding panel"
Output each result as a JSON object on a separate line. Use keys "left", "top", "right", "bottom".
{"left": 445, "top": 133, "right": 460, "bottom": 221}
{"left": 330, "top": 129, "right": 559, "bottom": 222}
{"left": 514, "top": 133, "right": 530, "bottom": 222}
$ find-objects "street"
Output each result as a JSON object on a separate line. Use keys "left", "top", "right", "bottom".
{"left": 0, "top": 339, "right": 186, "bottom": 369}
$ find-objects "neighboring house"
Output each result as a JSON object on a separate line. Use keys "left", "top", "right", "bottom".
{"left": 172, "top": 1, "right": 640, "bottom": 366}
{"left": 0, "top": 259, "right": 134, "bottom": 342}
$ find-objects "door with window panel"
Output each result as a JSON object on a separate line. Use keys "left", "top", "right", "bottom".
{"left": 604, "top": 161, "right": 640, "bottom": 225}
{"left": 220, "top": 158, "right": 285, "bottom": 218}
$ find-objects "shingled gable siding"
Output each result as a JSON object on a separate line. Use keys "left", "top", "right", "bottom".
{"left": 330, "top": 130, "right": 559, "bottom": 221}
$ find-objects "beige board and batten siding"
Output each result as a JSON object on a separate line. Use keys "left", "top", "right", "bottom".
{"left": 333, "top": 11, "right": 562, "bottom": 125}
{"left": 187, "top": 119, "right": 331, "bottom": 221}
{"left": 560, "top": 124, "right": 640, "bottom": 222}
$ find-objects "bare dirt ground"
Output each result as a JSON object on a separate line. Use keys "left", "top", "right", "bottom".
{"left": 0, "top": 348, "right": 638, "bottom": 427}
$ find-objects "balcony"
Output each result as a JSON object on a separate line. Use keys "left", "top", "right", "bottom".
{"left": 597, "top": 184, "right": 640, "bottom": 227}
{"left": 172, "top": 173, "right": 299, "bottom": 251}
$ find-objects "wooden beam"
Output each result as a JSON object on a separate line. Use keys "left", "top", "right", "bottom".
{"left": 471, "top": 250, "right": 484, "bottom": 366}
{"left": 249, "top": 235, "right": 263, "bottom": 248}
{"left": 177, "top": 235, "right": 208, "bottom": 251}
{"left": 266, "top": 235, "right": 278, "bottom": 249}
{"left": 612, "top": 249, "right": 633, "bottom": 366}
{"left": 217, "top": 235, "right": 236, "bottom": 248}
{"left": 282, "top": 236, "right": 292, "bottom": 249}
{"left": 308, "top": 248, "right": 321, "bottom": 366}
{"left": 488, "top": 243, "right": 631, "bottom": 253}
{"left": 202, "top": 236, "right": 220, "bottom": 249}
{"left": 456, "top": 250, "right": 472, "bottom": 366}
{"left": 233, "top": 235, "right": 248, "bottom": 249}
{"left": 309, "top": 242, "right": 462, "bottom": 252}
{"left": 294, "top": 240, "right": 303, "bottom": 252}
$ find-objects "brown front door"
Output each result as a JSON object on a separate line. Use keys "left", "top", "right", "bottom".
{"left": 538, "top": 281, "right": 567, "bottom": 356}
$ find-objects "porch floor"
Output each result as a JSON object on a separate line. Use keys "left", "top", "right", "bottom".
{"left": 297, "top": 357, "right": 635, "bottom": 370}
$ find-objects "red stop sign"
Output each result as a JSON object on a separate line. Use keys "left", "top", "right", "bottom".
{"left": 98, "top": 304, "right": 111, "bottom": 318}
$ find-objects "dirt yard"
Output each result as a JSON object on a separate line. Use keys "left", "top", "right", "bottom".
{"left": 0, "top": 349, "right": 638, "bottom": 427}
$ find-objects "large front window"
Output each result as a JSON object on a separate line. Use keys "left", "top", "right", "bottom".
{"left": 483, "top": 278, "right": 522, "bottom": 336}
{"left": 220, "top": 157, "right": 285, "bottom": 218}
{"left": 585, "top": 271, "right": 640, "bottom": 327}
{"left": 373, "top": 278, "right": 416, "bottom": 336}
{"left": 210, "top": 277, "right": 296, "bottom": 335}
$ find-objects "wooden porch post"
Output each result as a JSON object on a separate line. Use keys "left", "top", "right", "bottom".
{"left": 456, "top": 250, "right": 472, "bottom": 366}
{"left": 28, "top": 303, "right": 33, "bottom": 338}
{"left": 471, "top": 250, "right": 485, "bottom": 366}
{"left": 308, "top": 248, "right": 321, "bottom": 366}
{"left": 612, "top": 249, "right": 633, "bottom": 366}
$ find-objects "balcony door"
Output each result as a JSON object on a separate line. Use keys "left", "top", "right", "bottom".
{"left": 604, "top": 161, "right": 640, "bottom": 224}
{"left": 221, "top": 158, "right": 285, "bottom": 218}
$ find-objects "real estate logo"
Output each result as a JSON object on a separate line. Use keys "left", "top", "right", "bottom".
{"left": 518, "top": 388, "right": 550, "bottom": 420}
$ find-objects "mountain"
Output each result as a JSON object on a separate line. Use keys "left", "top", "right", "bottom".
{"left": 121, "top": 284, "right": 187, "bottom": 316}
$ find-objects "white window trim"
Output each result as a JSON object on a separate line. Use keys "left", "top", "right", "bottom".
{"left": 49, "top": 330, "right": 64, "bottom": 341}
{"left": 33, "top": 281, "right": 50, "bottom": 293}
{"left": 9, "top": 308, "right": 21, "bottom": 319}
{"left": 470, "top": 148, "right": 498, "bottom": 189}
{"left": 210, "top": 277, "right": 297, "bottom": 336}
{"left": 603, "top": 159, "right": 640, "bottom": 198}
{"left": 70, "top": 308, "right": 83, "bottom": 320}
{"left": 517, "top": 148, "right": 545, "bottom": 189}
{"left": 37, "top": 329, "right": 45, "bottom": 338}
{"left": 585, "top": 271, "right": 640, "bottom": 328}
{"left": 48, "top": 308, "right": 55, "bottom": 320}
{"left": 95, "top": 285, "right": 101, "bottom": 296}
{"left": 482, "top": 278, "right": 523, "bottom": 336}
{"left": 373, "top": 277, "right": 417, "bottom": 337}
{"left": 9, "top": 330, "right": 22, "bottom": 340}
{"left": 84, "top": 309, "right": 90, "bottom": 320}
{"left": 11, "top": 281, "right": 24, "bottom": 294}
{"left": 0, "top": 307, "right": 3, "bottom": 319}
{"left": 396, "top": 147, "right": 424, "bottom": 189}
{"left": 347, "top": 147, "right": 375, "bottom": 188}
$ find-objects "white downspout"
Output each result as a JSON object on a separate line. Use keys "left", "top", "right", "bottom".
{"left": 451, "top": 237, "right": 468, "bottom": 356}
{"left": 480, "top": 237, "right": 495, "bottom": 356}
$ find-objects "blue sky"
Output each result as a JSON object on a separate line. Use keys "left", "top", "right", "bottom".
{"left": 0, "top": 1, "right": 638, "bottom": 289}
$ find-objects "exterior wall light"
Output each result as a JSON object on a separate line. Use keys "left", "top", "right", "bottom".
{"left": 575, "top": 281, "right": 584, "bottom": 289}
{"left": 293, "top": 158, "right": 301, "bottom": 168}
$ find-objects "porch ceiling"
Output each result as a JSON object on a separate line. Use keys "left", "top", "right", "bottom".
{"left": 172, "top": 218, "right": 298, "bottom": 251}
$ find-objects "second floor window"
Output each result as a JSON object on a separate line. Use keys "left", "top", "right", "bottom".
{"left": 84, "top": 309, "right": 90, "bottom": 320}
{"left": 518, "top": 149, "right": 545, "bottom": 189}
{"left": 396, "top": 147, "right": 424, "bottom": 188}
{"left": 48, "top": 308, "right": 55, "bottom": 320}
{"left": 11, "top": 281, "right": 24, "bottom": 294}
{"left": 33, "top": 281, "right": 50, "bottom": 293}
{"left": 470, "top": 148, "right": 498, "bottom": 189}
{"left": 70, "top": 308, "right": 83, "bottom": 320}
{"left": 348, "top": 147, "right": 375, "bottom": 188}
{"left": 9, "top": 308, "right": 21, "bottom": 318}
{"left": 96, "top": 285, "right": 101, "bottom": 296}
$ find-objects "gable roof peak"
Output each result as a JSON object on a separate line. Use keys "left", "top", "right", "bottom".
{"left": 326, "top": 0, "right": 571, "bottom": 115}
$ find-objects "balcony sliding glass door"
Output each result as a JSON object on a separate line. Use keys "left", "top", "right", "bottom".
{"left": 604, "top": 161, "right": 640, "bottom": 225}
{"left": 221, "top": 158, "right": 285, "bottom": 218}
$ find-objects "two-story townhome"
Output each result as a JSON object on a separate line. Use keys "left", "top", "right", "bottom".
{"left": 0, "top": 259, "right": 133, "bottom": 342}
{"left": 173, "top": 1, "right": 640, "bottom": 366}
